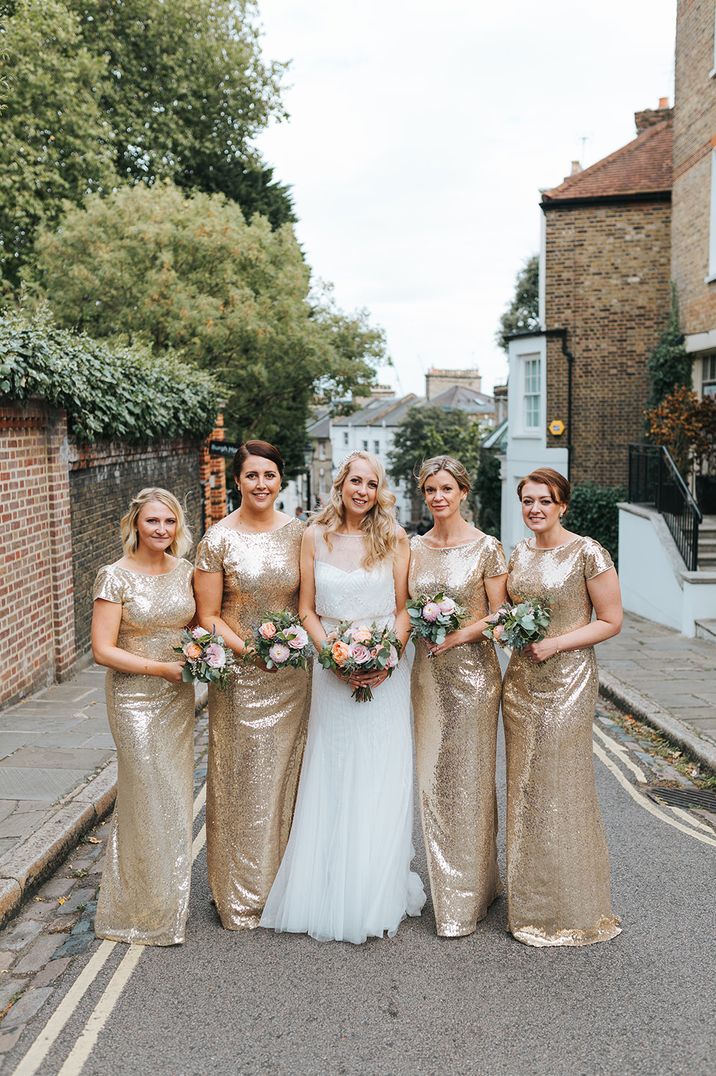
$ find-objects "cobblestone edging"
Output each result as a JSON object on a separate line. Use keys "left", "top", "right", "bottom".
{"left": 0, "top": 687, "right": 208, "bottom": 930}
{"left": 599, "top": 670, "right": 716, "bottom": 774}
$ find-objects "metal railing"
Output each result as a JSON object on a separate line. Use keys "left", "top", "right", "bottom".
{"left": 628, "top": 444, "right": 702, "bottom": 571}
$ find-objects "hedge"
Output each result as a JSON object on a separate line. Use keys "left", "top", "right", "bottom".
{"left": 567, "top": 482, "right": 626, "bottom": 565}
{"left": 0, "top": 315, "right": 220, "bottom": 443}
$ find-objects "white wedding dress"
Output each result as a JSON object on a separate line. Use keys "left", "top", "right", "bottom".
{"left": 260, "top": 530, "right": 425, "bottom": 943}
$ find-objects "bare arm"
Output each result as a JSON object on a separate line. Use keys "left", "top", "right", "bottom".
{"left": 193, "top": 568, "right": 247, "bottom": 657}
{"left": 91, "top": 599, "right": 185, "bottom": 683}
{"left": 430, "top": 571, "right": 508, "bottom": 654}
{"left": 391, "top": 530, "right": 412, "bottom": 652}
{"left": 298, "top": 527, "right": 329, "bottom": 650}
{"left": 525, "top": 567, "right": 623, "bottom": 663}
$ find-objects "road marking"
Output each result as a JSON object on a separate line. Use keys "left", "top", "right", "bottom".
{"left": 592, "top": 724, "right": 647, "bottom": 783}
{"left": 12, "top": 784, "right": 208, "bottom": 1076}
{"left": 193, "top": 782, "right": 206, "bottom": 821}
{"left": 665, "top": 803, "right": 715, "bottom": 836}
{"left": 12, "top": 942, "right": 116, "bottom": 1076}
{"left": 592, "top": 741, "right": 716, "bottom": 848}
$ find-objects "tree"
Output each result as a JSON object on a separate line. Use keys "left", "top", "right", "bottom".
{"left": 66, "top": 0, "right": 294, "bottom": 227}
{"left": 0, "top": 0, "right": 116, "bottom": 287}
{"left": 474, "top": 450, "right": 501, "bottom": 537}
{"left": 29, "top": 183, "right": 384, "bottom": 475}
{"left": 495, "top": 254, "right": 540, "bottom": 352}
{"left": 646, "top": 286, "right": 691, "bottom": 407}
{"left": 388, "top": 405, "right": 485, "bottom": 522}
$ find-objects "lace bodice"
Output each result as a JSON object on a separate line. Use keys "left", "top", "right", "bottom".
{"left": 314, "top": 530, "right": 396, "bottom": 627}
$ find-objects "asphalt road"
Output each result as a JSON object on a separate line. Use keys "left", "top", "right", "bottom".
{"left": 6, "top": 709, "right": 716, "bottom": 1076}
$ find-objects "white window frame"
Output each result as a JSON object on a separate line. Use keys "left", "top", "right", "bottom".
{"left": 521, "top": 354, "right": 542, "bottom": 432}
{"left": 702, "top": 354, "right": 716, "bottom": 397}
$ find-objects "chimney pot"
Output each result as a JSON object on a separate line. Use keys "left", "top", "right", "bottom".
{"left": 658, "top": 96, "right": 669, "bottom": 109}
{"left": 570, "top": 160, "right": 583, "bottom": 176}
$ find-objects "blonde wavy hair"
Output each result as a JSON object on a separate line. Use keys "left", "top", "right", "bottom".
{"left": 313, "top": 452, "right": 398, "bottom": 568}
{"left": 120, "top": 488, "right": 192, "bottom": 558}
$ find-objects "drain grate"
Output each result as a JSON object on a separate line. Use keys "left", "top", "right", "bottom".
{"left": 646, "top": 785, "right": 716, "bottom": 814}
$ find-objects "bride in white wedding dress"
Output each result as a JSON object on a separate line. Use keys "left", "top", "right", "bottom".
{"left": 261, "top": 452, "right": 425, "bottom": 943}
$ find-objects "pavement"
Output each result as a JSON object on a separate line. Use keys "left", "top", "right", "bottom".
{"left": 599, "top": 611, "right": 716, "bottom": 771}
{"left": 0, "top": 666, "right": 207, "bottom": 929}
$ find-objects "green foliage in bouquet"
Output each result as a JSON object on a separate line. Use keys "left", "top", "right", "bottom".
{"left": 483, "top": 600, "right": 551, "bottom": 651}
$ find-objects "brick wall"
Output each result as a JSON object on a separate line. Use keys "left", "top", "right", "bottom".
{"left": 69, "top": 439, "right": 203, "bottom": 656}
{"left": 544, "top": 200, "right": 672, "bottom": 487}
{"left": 672, "top": 0, "right": 716, "bottom": 334}
{"left": 198, "top": 413, "right": 228, "bottom": 531}
{"left": 0, "top": 403, "right": 75, "bottom": 706}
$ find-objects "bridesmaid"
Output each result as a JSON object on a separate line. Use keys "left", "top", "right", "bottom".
{"left": 502, "top": 467, "right": 623, "bottom": 947}
{"left": 409, "top": 456, "right": 507, "bottom": 937}
{"left": 91, "top": 488, "right": 196, "bottom": 945}
{"left": 194, "top": 439, "right": 310, "bottom": 930}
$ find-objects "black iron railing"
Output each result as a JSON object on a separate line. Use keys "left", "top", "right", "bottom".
{"left": 628, "top": 444, "right": 702, "bottom": 571}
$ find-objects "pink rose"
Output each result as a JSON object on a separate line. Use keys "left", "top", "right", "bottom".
{"left": 493, "top": 625, "right": 504, "bottom": 641}
{"left": 259, "top": 621, "right": 277, "bottom": 640}
{"left": 438, "top": 598, "right": 456, "bottom": 615}
{"left": 351, "top": 626, "right": 373, "bottom": 644}
{"left": 191, "top": 626, "right": 207, "bottom": 639}
{"left": 269, "top": 642, "right": 291, "bottom": 665}
{"left": 204, "top": 643, "right": 226, "bottom": 669}
{"left": 285, "top": 625, "right": 309, "bottom": 650}
{"left": 183, "top": 641, "right": 203, "bottom": 660}
{"left": 386, "top": 645, "right": 399, "bottom": 669}
{"left": 422, "top": 602, "right": 440, "bottom": 622}
{"left": 350, "top": 643, "right": 371, "bottom": 665}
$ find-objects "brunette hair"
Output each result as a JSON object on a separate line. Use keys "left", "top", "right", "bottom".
{"left": 517, "top": 468, "right": 571, "bottom": 506}
{"left": 313, "top": 451, "right": 398, "bottom": 569}
{"left": 233, "top": 440, "right": 284, "bottom": 482}
{"left": 417, "top": 455, "right": 471, "bottom": 495}
{"left": 120, "top": 488, "right": 192, "bottom": 557}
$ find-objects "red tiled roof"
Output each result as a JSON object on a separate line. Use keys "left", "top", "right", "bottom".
{"left": 541, "top": 117, "right": 672, "bottom": 204}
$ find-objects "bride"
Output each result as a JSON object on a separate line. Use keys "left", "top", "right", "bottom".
{"left": 261, "top": 451, "right": 425, "bottom": 943}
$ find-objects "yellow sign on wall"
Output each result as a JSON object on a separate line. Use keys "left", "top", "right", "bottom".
{"left": 548, "top": 419, "right": 565, "bottom": 436}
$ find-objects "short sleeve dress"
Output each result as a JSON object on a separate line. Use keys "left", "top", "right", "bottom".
{"left": 501, "top": 535, "right": 621, "bottom": 947}
{"left": 195, "top": 518, "right": 311, "bottom": 930}
{"left": 409, "top": 533, "right": 507, "bottom": 936}
{"left": 92, "top": 559, "right": 196, "bottom": 946}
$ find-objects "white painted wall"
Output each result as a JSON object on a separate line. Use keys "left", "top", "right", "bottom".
{"left": 502, "top": 333, "right": 568, "bottom": 556}
{"left": 618, "top": 504, "right": 716, "bottom": 635}
{"left": 329, "top": 420, "right": 412, "bottom": 522}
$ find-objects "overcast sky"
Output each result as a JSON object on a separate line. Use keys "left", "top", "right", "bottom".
{"left": 256, "top": 0, "right": 676, "bottom": 397}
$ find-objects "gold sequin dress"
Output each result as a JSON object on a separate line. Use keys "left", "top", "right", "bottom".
{"left": 502, "top": 536, "right": 621, "bottom": 948}
{"left": 409, "top": 534, "right": 506, "bottom": 936}
{"left": 93, "top": 560, "right": 196, "bottom": 946}
{"left": 195, "top": 519, "right": 310, "bottom": 930}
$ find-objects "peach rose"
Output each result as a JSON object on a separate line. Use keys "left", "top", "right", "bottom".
{"left": 350, "top": 626, "right": 373, "bottom": 644}
{"left": 331, "top": 640, "right": 351, "bottom": 667}
{"left": 183, "top": 641, "right": 203, "bottom": 660}
{"left": 259, "top": 621, "right": 277, "bottom": 640}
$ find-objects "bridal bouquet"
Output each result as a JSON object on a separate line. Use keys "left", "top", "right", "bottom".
{"left": 318, "top": 621, "right": 401, "bottom": 702}
{"left": 245, "top": 612, "right": 314, "bottom": 671}
{"left": 483, "top": 599, "right": 551, "bottom": 651}
{"left": 407, "top": 592, "right": 468, "bottom": 646}
{"left": 175, "top": 625, "right": 233, "bottom": 686}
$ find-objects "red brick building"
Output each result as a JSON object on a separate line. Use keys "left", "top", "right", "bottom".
{"left": 673, "top": 0, "right": 716, "bottom": 396}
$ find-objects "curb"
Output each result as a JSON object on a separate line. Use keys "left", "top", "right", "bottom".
{"left": 599, "top": 669, "right": 716, "bottom": 774}
{"left": 0, "top": 684, "right": 209, "bottom": 929}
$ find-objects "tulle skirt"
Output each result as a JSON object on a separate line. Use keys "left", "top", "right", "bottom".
{"left": 260, "top": 656, "right": 425, "bottom": 944}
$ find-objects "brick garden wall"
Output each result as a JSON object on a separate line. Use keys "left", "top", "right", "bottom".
{"left": 0, "top": 403, "right": 75, "bottom": 706}
{"left": 672, "top": 0, "right": 716, "bottom": 335}
{"left": 544, "top": 199, "right": 672, "bottom": 487}
{"left": 69, "top": 439, "right": 203, "bottom": 656}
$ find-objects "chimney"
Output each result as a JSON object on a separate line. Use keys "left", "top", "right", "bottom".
{"left": 570, "top": 160, "right": 582, "bottom": 176}
{"left": 635, "top": 98, "right": 672, "bottom": 132}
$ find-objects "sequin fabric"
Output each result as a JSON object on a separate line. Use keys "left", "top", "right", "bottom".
{"left": 93, "top": 560, "right": 196, "bottom": 946}
{"left": 502, "top": 536, "right": 622, "bottom": 947}
{"left": 195, "top": 519, "right": 310, "bottom": 930}
{"left": 408, "top": 534, "right": 506, "bottom": 936}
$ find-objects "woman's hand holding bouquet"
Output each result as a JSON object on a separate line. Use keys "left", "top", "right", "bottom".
{"left": 483, "top": 599, "right": 552, "bottom": 658}
{"left": 407, "top": 592, "right": 468, "bottom": 656}
{"left": 175, "top": 626, "right": 233, "bottom": 686}
{"left": 244, "top": 612, "right": 314, "bottom": 672}
{"left": 318, "top": 621, "right": 401, "bottom": 702}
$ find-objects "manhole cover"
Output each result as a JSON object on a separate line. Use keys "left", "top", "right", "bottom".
{"left": 646, "top": 785, "right": 716, "bottom": 814}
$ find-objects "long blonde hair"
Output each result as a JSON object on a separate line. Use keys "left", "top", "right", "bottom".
{"left": 120, "top": 488, "right": 192, "bottom": 558}
{"left": 313, "top": 452, "right": 397, "bottom": 568}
